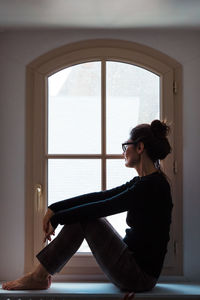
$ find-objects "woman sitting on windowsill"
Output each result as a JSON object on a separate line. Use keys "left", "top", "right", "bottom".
{"left": 2, "top": 119, "right": 173, "bottom": 294}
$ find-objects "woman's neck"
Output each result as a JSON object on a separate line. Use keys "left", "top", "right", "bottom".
{"left": 135, "top": 158, "right": 157, "bottom": 177}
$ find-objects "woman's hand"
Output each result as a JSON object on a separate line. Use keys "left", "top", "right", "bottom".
{"left": 43, "top": 222, "right": 55, "bottom": 243}
{"left": 43, "top": 208, "right": 55, "bottom": 242}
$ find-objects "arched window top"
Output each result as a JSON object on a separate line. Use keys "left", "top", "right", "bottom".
{"left": 28, "top": 39, "right": 181, "bottom": 77}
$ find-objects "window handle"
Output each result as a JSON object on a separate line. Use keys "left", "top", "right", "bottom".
{"left": 35, "top": 184, "right": 42, "bottom": 212}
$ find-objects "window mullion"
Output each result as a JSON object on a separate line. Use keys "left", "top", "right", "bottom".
{"left": 101, "top": 60, "right": 106, "bottom": 191}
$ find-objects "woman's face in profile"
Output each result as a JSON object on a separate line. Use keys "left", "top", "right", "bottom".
{"left": 123, "top": 139, "right": 139, "bottom": 168}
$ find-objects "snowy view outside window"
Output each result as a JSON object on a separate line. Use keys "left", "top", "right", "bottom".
{"left": 48, "top": 61, "right": 160, "bottom": 251}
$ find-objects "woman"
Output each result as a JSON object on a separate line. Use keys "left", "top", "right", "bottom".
{"left": 3, "top": 119, "right": 173, "bottom": 293}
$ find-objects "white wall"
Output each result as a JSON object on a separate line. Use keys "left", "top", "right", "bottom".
{"left": 0, "top": 29, "right": 200, "bottom": 282}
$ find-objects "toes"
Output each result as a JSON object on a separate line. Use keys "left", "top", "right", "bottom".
{"left": 3, "top": 284, "right": 11, "bottom": 290}
{"left": 6, "top": 284, "right": 20, "bottom": 290}
{"left": 2, "top": 281, "right": 19, "bottom": 290}
{"left": 3, "top": 285, "right": 11, "bottom": 290}
{"left": 2, "top": 282, "right": 11, "bottom": 290}
{"left": 2, "top": 276, "right": 50, "bottom": 291}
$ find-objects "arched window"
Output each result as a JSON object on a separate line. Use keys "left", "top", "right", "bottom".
{"left": 25, "top": 40, "right": 182, "bottom": 281}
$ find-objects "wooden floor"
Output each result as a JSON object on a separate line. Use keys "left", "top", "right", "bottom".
{"left": 0, "top": 282, "right": 200, "bottom": 299}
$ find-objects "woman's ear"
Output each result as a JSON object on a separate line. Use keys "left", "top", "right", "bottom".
{"left": 137, "top": 141, "right": 144, "bottom": 154}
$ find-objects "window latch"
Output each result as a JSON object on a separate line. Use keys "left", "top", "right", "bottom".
{"left": 35, "top": 184, "right": 43, "bottom": 212}
{"left": 173, "top": 81, "right": 178, "bottom": 94}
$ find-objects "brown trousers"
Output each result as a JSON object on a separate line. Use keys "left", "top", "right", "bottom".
{"left": 36, "top": 218, "right": 157, "bottom": 292}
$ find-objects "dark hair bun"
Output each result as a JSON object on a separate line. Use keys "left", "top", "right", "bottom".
{"left": 150, "top": 119, "right": 170, "bottom": 139}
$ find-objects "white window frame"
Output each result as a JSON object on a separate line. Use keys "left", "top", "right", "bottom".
{"left": 25, "top": 39, "right": 182, "bottom": 281}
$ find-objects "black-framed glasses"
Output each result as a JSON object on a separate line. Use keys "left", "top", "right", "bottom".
{"left": 122, "top": 142, "right": 135, "bottom": 152}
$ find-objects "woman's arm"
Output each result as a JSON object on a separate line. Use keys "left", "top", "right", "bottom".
{"left": 48, "top": 177, "right": 136, "bottom": 213}
{"left": 50, "top": 180, "right": 145, "bottom": 230}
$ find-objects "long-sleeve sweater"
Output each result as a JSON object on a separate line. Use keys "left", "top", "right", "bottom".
{"left": 49, "top": 171, "right": 173, "bottom": 278}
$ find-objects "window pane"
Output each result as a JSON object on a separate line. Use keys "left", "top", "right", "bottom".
{"left": 106, "top": 61, "right": 160, "bottom": 154}
{"left": 48, "top": 62, "right": 101, "bottom": 154}
{"left": 48, "top": 159, "right": 101, "bottom": 252}
{"left": 48, "top": 159, "right": 101, "bottom": 205}
{"left": 106, "top": 159, "right": 137, "bottom": 237}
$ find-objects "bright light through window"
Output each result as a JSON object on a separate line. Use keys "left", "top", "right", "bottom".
{"left": 48, "top": 62, "right": 101, "bottom": 154}
{"left": 107, "top": 62, "right": 160, "bottom": 154}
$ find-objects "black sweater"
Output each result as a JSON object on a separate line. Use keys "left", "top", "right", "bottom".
{"left": 49, "top": 171, "right": 173, "bottom": 278}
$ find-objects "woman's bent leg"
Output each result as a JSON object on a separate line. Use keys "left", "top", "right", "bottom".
{"left": 82, "top": 218, "right": 157, "bottom": 292}
{"left": 35, "top": 218, "right": 157, "bottom": 292}
{"left": 36, "top": 223, "right": 84, "bottom": 275}
{"left": 2, "top": 223, "right": 84, "bottom": 290}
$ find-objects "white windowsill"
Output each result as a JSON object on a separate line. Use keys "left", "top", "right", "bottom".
{"left": 1, "top": 282, "right": 200, "bottom": 299}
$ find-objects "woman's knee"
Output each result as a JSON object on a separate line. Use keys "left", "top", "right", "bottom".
{"left": 80, "top": 218, "right": 107, "bottom": 231}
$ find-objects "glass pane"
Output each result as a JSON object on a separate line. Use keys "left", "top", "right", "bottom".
{"left": 106, "top": 159, "right": 137, "bottom": 237}
{"left": 106, "top": 61, "right": 160, "bottom": 154}
{"left": 48, "top": 62, "right": 101, "bottom": 154}
{"left": 48, "top": 159, "right": 101, "bottom": 204}
{"left": 48, "top": 159, "right": 101, "bottom": 252}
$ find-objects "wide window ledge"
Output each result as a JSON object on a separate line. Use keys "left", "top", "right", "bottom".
{"left": 1, "top": 282, "right": 200, "bottom": 300}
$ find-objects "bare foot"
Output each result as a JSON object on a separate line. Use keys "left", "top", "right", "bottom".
{"left": 2, "top": 272, "right": 51, "bottom": 290}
